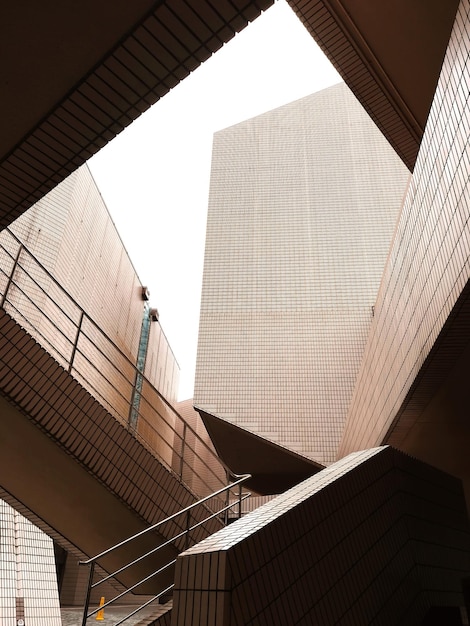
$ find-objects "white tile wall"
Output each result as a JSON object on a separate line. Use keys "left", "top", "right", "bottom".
{"left": 0, "top": 501, "right": 61, "bottom": 625}
{"left": 195, "top": 83, "right": 410, "bottom": 464}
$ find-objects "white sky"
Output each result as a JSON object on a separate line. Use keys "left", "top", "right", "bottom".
{"left": 88, "top": 0, "right": 340, "bottom": 400}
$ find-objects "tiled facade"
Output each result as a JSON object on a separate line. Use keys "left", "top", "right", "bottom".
{"left": 0, "top": 165, "right": 184, "bottom": 473}
{"left": 186, "top": 5, "right": 470, "bottom": 619}
{"left": 174, "top": 400, "right": 226, "bottom": 498}
{"left": 173, "top": 446, "right": 470, "bottom": 625}
{"left": 195, "top": 83, "right": 410, "bottom": 465}
{"left": 339, "top": 0, "right": 470, "bottom": 457}
{"left": 4, "top": 163, "right": 179, "bottom": 405}
{"left": 0, "top": 1, "right": 469, "bottom": 623}
{"left": 0, "top": 165, "right": 187, "bottom": 619}
{"left": 0, "top": 501, "right": 61, "bottom": 626}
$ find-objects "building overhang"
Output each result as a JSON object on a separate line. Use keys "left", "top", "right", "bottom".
{"left": 288, "top": 0, "right": 459, "bottom": 171}
{"left": 0, "top": 0, "right": 272, "bottom": 229}
{"left": 195, "top": 407, "right": 324, "bottom": 495}
{"left": 0, "top": 0, "right": 459, "bottom": 229}
{"left": 382, "top": 278, "right": 470, "bottom": 506}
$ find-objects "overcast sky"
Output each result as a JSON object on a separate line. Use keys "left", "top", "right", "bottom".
{"left": 88, "top": 0, "right": 340, "bottom": 400}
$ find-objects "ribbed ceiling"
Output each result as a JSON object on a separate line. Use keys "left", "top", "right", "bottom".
{"left": 0, "top": 0, "right": 273, "bottom": 228}
{"left": 288, "top": 0, "right": 459, "bottom": 171}
{"left": 0, "top": 0, "right": 459, "bottom": 227}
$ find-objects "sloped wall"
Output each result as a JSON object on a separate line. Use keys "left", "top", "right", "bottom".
{"left": 173, "top": 447, "right": 470, "bottom": 625}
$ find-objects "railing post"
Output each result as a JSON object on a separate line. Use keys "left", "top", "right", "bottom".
{"left": 69, "top": 310, "right": 84, "bottom": 373}
{"left": 238, "top": 482, "right": 242, "bottom": 519}
{"left": 81, "top": 561, "right": 95, "bottom": 626}
{"left": 79, "top": 474, "right": 250, "bottom": 623}
{"left": 224, "top": 472, "right": 230, "bottom": 526}
{"left": 185, "top": 509, "right": 191, "bottom": 550}
{"left": 179, "top": 422, "right": 187, "bottom": 481}
{"left": 0, "top": 243, "right": 23, "bottom": 308}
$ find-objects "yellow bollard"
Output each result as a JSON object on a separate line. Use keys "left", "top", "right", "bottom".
{"left": 96, "top": 596, "right": 105, "bottom": 621}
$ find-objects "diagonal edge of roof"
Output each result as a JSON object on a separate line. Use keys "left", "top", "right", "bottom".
{"left": 0, "top": 0, "right": 273, "bottom": 228}
{"left": 287, "top": 0, "right": 460, "bottom": 171}
{"left": 195, "top": 406, "right": 324, "bottom": 495}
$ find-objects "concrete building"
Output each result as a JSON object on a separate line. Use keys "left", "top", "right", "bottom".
{"left": 1, "top": 0, "right": 470, "bottom": 624}
{"left": 181, "top": 1, "right": 470, "bottom": 621}
{"left": 0, "top": 502, "right": 62, "bottom": 626}
{"left": 194, "top": 82, "right": 410, "bottom": 468}
{"left": 0, "top": 164, "right": 182, "bottom": 622}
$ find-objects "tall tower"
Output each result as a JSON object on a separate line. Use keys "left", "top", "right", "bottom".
{"left": 195, "top": 83, "right": 410, "bottom": 466}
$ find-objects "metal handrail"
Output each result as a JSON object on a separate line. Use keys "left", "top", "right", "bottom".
{"left": 0, "top": 228, "right": 231, "bottom": 497}
{"left": 79, "top": 474, "right": 251, "bottom": 626}
{"left": 81, "top": 473, "right": 249, "bottom": 567}
{"left": 0, "top": 229, "right": 254, "bottom": 626}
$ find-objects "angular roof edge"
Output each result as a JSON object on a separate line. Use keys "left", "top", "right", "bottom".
{"left": 288, "top": 0, "right": 460, "bottom": 171}
{"left": 195, "top": 406, "right": 324, "bottom": 495}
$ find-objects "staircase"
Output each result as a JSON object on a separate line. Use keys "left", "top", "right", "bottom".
{"left": 0, "top": 230, "right": 247, "bottom": 620}
{"left": 79, "top": 476, "right": 251, "bottom": 626}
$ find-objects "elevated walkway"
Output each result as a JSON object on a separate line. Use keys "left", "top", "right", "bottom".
{"left": 0, "top": 228, "right": 234, "bottom": 599}
{"left": 0, "top": 307, "right": 225, "bottom": 594}
{"left": 0, "top": 228, "right": 323, "bottom": 595}
{"left": 0, "top": 233, "right": 237, "bottom": 605}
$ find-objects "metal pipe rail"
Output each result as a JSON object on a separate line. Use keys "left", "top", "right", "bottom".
{"left": 80, "top": 474, "right": 251, "bottom": 626}
{"left": 0, "top": 228, "right": 232, "bottom": 499}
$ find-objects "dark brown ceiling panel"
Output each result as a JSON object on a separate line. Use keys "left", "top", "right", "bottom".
{"left": 288, "top": 0, "right": 459, "bottom": 171}
{"left": 196, "top": 407, "right": 324, "bottom": 495}
{"left": 0, "top": 0, "right": 273, "bottom": 228}
{"left": 1, "top": 0, "right": 457, "bottom": 227}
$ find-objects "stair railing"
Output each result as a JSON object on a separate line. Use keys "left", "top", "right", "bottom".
{"left": 79, "top": 473, "right": 251, "bottom": 626}
{"left": 0, "top": 228, "right": 229, "bottom": 500}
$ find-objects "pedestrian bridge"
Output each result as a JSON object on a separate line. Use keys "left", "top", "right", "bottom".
{"left": 0, "top": 228, "right": 232, "bottom": 596}
{"left": 0, "top": 305, "right": 224, "bottom": 594}
{"left": 0, "top": 229, "right": 322, "bottom": 603}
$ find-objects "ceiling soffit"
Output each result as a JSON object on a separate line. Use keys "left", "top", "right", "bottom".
{"left": 0, "top": 0, "right": 273, "bottom": 228}
{"left": 288, "top": 0, "right": 459, "bottom": 171}
{"left": 196, "top": 407, "right": 324, "bottom": 495}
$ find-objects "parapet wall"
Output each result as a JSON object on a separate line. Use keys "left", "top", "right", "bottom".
{"left": 173, "top": 446, "right": 470, "bottom": 625}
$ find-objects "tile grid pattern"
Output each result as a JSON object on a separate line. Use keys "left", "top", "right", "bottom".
{"left": 339, "top": 0, "right": 470, "bottom": 457}
{"left": 173, "top": 446, "right": 470, "bottom": 625}
{"left": 5, "top": 164, "right": 179, "bottom": 406}
{"left": 0, "top": 308, "right": 223, "bottom": 548}
{"left": 195, "top": 83, "right": 409, "bottom": 465}
{"left": 0, "top": 501, "right": 61, "bottom": 626}
{"left": 0, "top": 0, "right": 273, "bottom": 226}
